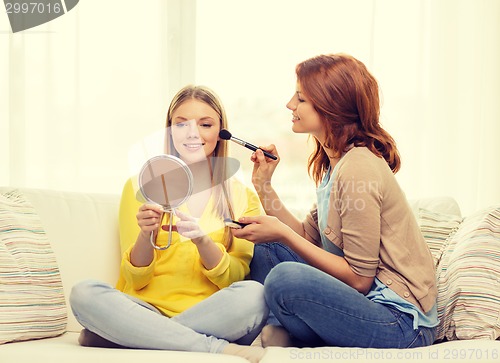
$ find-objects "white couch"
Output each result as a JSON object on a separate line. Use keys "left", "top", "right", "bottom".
{"left": 0, "top": 187, "right": 499, "bottom": 363}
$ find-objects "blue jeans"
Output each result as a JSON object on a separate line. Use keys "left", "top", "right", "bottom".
{"left": 251, "top": 243, "right": 436, "bottom": 348}
{"left": 70, "top": 279, "right": 268, "bottom": 353}
{"left": 250, "top": 242, "right": 307, "bottom": 284}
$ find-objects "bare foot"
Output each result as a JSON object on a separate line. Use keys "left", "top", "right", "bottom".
{"left": 261, "top": 325, "right": 292, "bottom": 348}
{"left": 222, "top": 342, "right": 265, "bottom": 363}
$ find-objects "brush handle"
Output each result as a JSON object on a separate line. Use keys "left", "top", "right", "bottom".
{"left": 231, "top": 136, "right": 277, "bottom": 160}
{"left": 244, "top": 143, "right": 278, "bottom": 160}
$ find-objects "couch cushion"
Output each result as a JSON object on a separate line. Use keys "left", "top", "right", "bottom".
{"left": 0, "top": 190, "right": 67, "bottom": 344}
{"left": 435, "top": 206, "right": 500, "bottom": 340}
{"left": 417, "top": 208, "right": 462, "bottom": 266}
{"left": 0, "top": 332, "right": 249, "bottom": 363}
{"left": 1, "top": 188, "right": 122, "bottom": 333}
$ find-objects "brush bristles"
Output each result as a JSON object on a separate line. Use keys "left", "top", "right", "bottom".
{"left": 219, "top": 129, "right": 232, "bottom": 140}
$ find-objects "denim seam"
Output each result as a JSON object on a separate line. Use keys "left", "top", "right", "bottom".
{"left": 282, "top": 296, "right": 402, "bottom": 327}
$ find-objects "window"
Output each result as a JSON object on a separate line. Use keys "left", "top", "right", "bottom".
{"left": 193, "top": 0, "right": 377, "bottom": 217}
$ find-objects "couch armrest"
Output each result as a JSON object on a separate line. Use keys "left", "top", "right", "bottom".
{"left": 408, "top": 196, "right": 461, "bottom": 219}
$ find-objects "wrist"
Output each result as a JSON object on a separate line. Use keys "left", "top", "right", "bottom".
{"left": 254, "top": 180, "right": 273, "bottom": 196}
{"left": 139, "top": 229, "right": 154, "bottom": 241}
{"left": 279, "top": 224, "right": 296, "bottom": 246}
{"left": 193, "top": 234, "right": 212, "bottom": 247}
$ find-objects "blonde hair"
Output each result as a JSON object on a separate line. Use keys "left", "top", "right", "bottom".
{"left": 165, "top": 85, "right": 235, "bottom": 248}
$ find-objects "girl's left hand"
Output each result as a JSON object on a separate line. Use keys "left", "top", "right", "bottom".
{"left": 163, "top": 210, "right": 207, "bottom": 244}
{"left": 231, "top": 215, "right": 291, "bottom": 244}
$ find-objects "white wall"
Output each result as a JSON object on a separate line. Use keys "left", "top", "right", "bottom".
{"left": 372, "top": 0, "right": 500, "bottom": 215}
{"left": 195, "top": 0, "right": 500, "bottom": 216}
{"left": 1, "top": 0, "right": 499, "bottom": 216}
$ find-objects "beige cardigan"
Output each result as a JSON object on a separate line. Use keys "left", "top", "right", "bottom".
{"left": 303, "top": 147, "right": 437, "bottom": 313}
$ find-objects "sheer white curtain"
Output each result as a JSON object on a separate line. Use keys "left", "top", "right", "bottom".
{"left": 194, "top": 0, "right": 500, "bottom": 216}
{"left": 1, "top": 0, "right": 195, "bottom": 194}
{"left": 2, "top": 0, "right": 499, "bottom": 216}
{"left": 371, "top": 0, "right": 500, "bottom": 215}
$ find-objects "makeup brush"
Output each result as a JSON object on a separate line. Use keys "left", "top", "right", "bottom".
{"left": 219, "top": 129, "right": 278, "bottom": 160}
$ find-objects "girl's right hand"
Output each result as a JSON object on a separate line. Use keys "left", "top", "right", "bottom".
{"left": 136, "top": 204, "right": 164, "bottom": 237}
{"left": 251, "top": 145, "right": 280, "bottom": 191}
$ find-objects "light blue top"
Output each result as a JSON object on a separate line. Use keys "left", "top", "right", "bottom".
{"left": 366, "top": 278, "right": 438, "bottom": 329}
{"left": 316, "top": 164, "right": 343, "bottom": 257}
{"left": 316, "top": 161, "right": 439, "bottom": 330}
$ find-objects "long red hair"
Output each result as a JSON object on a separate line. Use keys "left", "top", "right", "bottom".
{"left": 296, "top": 54, "right": 401, "bottom": 185}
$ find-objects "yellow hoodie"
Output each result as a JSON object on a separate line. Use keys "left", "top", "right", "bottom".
{"left": 116, "top": 177, "right": 261, "bottom": 317}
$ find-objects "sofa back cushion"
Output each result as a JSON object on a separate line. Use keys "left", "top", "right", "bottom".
{"left": 0, "top": 190, "right": 67, "bottom": 344}
{"left": 0, "top": 187, "right": 121, "bottom": 333}
{"left": 414, "top": 198, "right": 500, "bottom": 341}
{"left": 435, "top": 206, "right": 500, "bottom": 340}
{"left": 417, "top": 208, "right": 462, "bottom": 267}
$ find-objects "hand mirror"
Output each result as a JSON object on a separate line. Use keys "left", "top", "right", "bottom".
{"left": 138, "top": 154, "right": 194, "bottom": 250}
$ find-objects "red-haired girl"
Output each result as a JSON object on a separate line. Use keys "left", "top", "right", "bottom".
{"left": 233, "top": 54, "right": 438, "bottom": 349}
